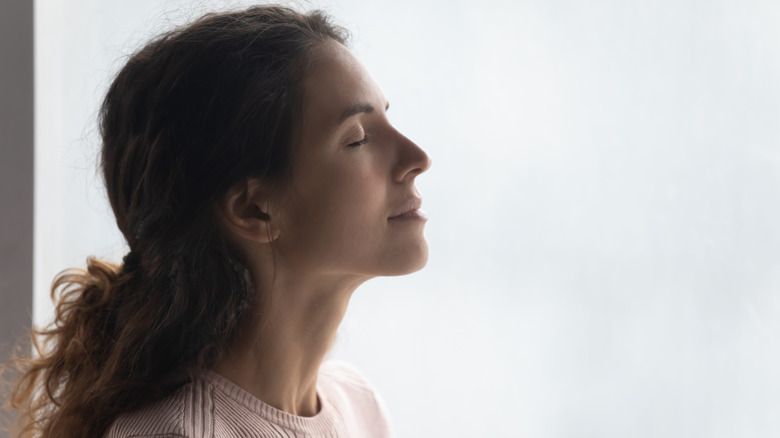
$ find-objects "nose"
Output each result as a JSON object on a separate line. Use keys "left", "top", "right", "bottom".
{"left": 393, "top": 130, "right": 432, "bottom": 183}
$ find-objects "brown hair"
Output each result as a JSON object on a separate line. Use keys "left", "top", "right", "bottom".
{"left": 3, "top": 5, "right": 347, "bottom": 438}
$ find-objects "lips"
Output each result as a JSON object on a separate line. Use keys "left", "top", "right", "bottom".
{"left": 388, "top": 197, "right": 423, "bottom": 219}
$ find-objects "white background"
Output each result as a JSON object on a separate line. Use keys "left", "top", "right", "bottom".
{"left": 35, "top": 0, "right": 780, "bottom": 436}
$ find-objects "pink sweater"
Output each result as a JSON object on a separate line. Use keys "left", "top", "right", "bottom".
{"left": 105, "top": 361, "right": 393, "bottom": 438}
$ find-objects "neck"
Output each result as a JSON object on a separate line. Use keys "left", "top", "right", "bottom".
{"left": 212, "top": 266, "right": 367, "bottom": 417}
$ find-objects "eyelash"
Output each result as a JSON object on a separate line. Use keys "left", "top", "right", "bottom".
{"left": 347, "top": 135, "right": 369, "bottom": 148}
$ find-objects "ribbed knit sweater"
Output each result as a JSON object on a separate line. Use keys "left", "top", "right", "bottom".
{"left": 105, "top": 361, "right": 393, "bottom": 438}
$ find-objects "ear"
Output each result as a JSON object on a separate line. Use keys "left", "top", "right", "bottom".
{"left": 215, "top": 178, "right": 280, "bottom": 244}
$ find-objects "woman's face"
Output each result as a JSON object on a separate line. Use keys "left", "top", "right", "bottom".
{"left": 271, "top": 39, "right": 431, "bottom": 280}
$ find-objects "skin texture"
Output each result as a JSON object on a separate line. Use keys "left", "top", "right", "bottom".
{"left": 212, "top": 39, "right": 431, "bottom": 417}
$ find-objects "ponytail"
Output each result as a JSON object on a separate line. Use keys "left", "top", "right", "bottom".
{"left": 6, "top": 242, "right": 252, "bottom": 438}
{"left": 6, "top": 258, "right": 125, "bottom": 437}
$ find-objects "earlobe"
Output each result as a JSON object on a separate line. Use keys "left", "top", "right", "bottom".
{"left": 215, "top": 178, "right": 280, "bottom": 244}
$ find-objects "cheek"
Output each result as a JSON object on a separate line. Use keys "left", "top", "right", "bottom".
{"left": 307, "top": 153, "right": 386, "bottom": 214}
{"left": 282, "top": 159, "right": 388, "bottom": 255}
{"left": 317, "top": 165, "right": 386, "bottom": 232}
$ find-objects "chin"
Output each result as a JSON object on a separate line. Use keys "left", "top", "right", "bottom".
{"left": 380, "top": 241, "right": 429, "bottom": 277}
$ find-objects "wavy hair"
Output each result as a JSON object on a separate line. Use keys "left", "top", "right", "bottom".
{"left": 3, "top": 6, "right": 347, "bottom": 438}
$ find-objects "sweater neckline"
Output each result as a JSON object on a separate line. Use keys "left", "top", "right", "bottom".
{"left": 198, "top": 369, "right": 339, "bottom": 434}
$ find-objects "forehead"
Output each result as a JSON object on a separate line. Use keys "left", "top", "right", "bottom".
{"left": 299, "top": 40, "right": 385, "bottom": 129}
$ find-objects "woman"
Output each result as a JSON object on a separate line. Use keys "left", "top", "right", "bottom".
{"left": 6, "top": 5, "right": 430, "bottom": 438}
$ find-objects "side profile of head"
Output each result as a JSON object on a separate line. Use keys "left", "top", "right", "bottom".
{"left": 216, "top": 37, "right": 433, "bottom": 284}
{"left": 6, "top": 6, "right": 413, "bottom": 438}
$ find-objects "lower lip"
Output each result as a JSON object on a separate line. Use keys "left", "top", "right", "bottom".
{"left": 389, "top": 209, "right": 429, "bottom": 221}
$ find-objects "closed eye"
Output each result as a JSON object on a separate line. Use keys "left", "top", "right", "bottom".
{"left": 347, "top": 135, "right": 370, "bottom": 148}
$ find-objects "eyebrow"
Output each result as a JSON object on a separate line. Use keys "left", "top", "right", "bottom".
{"left": 337, "top": 102, "right": 390, "bottom": 125}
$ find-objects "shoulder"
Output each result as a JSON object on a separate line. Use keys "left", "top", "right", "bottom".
{"left": 104, "top": 379, "right": 212, "bottom": 438}
{"left": 318, "top": 360, "right": 374, "bottom": 390}
{"left": 318, "top": 360, "right": 394, "bottom": 438}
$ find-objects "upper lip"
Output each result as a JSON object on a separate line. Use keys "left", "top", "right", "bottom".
{"left": 389, "top": 197, "right": 422, "bottom": 218}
